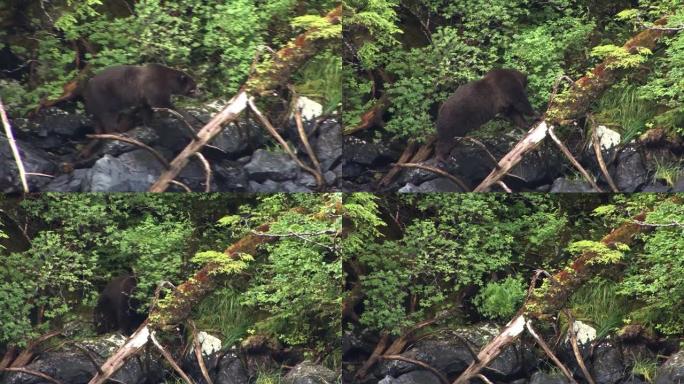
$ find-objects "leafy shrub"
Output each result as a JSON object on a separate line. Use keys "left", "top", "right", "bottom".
{"left": 474, "top": 277, "right": 526, "bottom": 320}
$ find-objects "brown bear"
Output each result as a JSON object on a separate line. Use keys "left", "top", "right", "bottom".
{"left": 81, "top": 63, "right": 197, "bottom": 156}
{"left": 93, "top": 274, "right": 147, "bottom": 336}
{"left": 435, "top": 68, "right": 537, "bottom": 161}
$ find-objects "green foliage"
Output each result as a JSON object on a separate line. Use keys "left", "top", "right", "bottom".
{"left": 566, "top": 240, "right": 628, "bottom": 265}
{"left": 5, "top": 0, "right": 338, "bottom": 115}
{"left": 618, "top": 199, "right": 684, "bottom": 335}
{"left": 193, "top": 287, "right": 254, "bottom": 347}
{"left": 631, "top": 355, "right": 658, "bottom": 383}
{"left": 591, "top": 45, "right": 652, "bottom": 69}
{"left": 569, "top": 279, "right": 633, "bottom": 338}
{"left": 653, "top": 159, "right": 683, "bottom": 187}
{"left": 594, "top": 83, "right": 658, "bottom": 143}
{"left": 0, "top": 231, "right": 96, "bottom": 346}
{"left": 294, "top": 50, "right": 342, "bottom": 113}
{"left": 353, "top": 194, "right": 569, "bottom": 334}
{"left": 473, "top": 277, "right": 526, "bottom": 320}
{"left": 241, "top": 200, "right": 342, "bottom": 348}
{"left": 344, "top": 0, "right": 684, "bottom": 142}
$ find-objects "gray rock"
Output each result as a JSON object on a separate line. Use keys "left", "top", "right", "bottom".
{"left": 377, "top": 325, "right": 526, "bottom": 379}
{"left": 283, "top": 361, "right": 338, "bottom": 384}
{"left": 35, "top": 107, "right": 88, "bottom": 137}
{"left": 99, "top": 126, "right": 160, "bottom": 157}
{"left": 590, "top": 342, "right": 625, "bottom": 384}
{"left": 314, "top": 121, "right": 342, "bottom": 171}
{"left": 214, "top": 162, "right": 249, "bottom": 191}
{"left": 345, "top": 137, "right": 381, "bottom": 165}
{"left": 655, "top": 350, "right": 684, "bottom": 384}
{"left": 83, "top": 150, "right": 165, "bottom": 192}
{"left": 214, "top": 352, "right": 250, "bottom": 384}
{"left": 614, "top": 148, "right": 648, "bottom": 192}
{"left": 210, "top": 120, "right": 266, "bottom": 157}
{"left": 671, "top": 177, "right": 684, "bottom": 192}
{"left": 640, "top": 183, "right": 671, "bottom": 192}
{"left": 44, "top": 169, "right": 88, "bottom": 192}
{"left": 0, "top": 135, "right": 57, "bottom": 193}
{"left": 244, "top": 149, "right": 299, "bottom": 182}
{"left": 529, "top": 371, "right": 570, "bottom": 384}
{"left": 550, "top": 178, "right": 597, "bottom": 193}
{"left": 2, "top": 340, "right": 160, "bottom": 384}
{"left": 399, "top": 177, "right": 468, "bottom": 193}
{"left": 378, "top": 371, "right": 442, "bottom": 384}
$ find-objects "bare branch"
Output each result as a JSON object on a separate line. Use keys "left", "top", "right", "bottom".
{"left": 590, "top": 121, "right": 618, "bottom": 192}
{"left": 150, "top": 332, "right": 195, "bottom": 384}
{"left": 393, "top": 162, "right": 471, "bottom": 191}
{"left": 247, "top": 97, "right": 321, "bottom": 184}
{"left": 293, "top": 93, "right": 325, "bottom": 187}
{"left": 1, "top": 367, "right": 63, "bottom": 384}
{"left": 0, "top": 98, "right": 29, "bottom": 193}
{"left": 194, "top": 153, "right": 212, "bottom": 192}
{"left": 380, "top": 355, "right": 449, "bottom": 384}
{"left": 526, "top": 321, "right": 578, "bottom": 384}
{"left": 547, "top": 127, "right": 603, "bottom": 192}
{"left": 87, "top": 134, "right": 170, "bottom": 169}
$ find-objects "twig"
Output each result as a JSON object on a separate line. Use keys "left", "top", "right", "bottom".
{"left": 152, "top": 107, "right": 200, "bottom": 140}
{"left": 25, "top": 172, "right": 55, "bottom": 178}
{"left": 474, "top": 374, "right": 495, "bottom": 384}
{"left": 150, "top": 332, "right": 195, "bottom": 384}
{"left": 393, "top": 162, "right": 471, "bottom": 191}
{"left": 378, "top": 140, "right": 418, "bottom": 187}
{"left": 0, "top": 98, "right": 29, "bottom": 193}
{"left": 71, "top": 344, "right": 104, "bottom": 375}
{"left": 380, "top": 355, "right": 449, "bottom": 384}
{"left": 525, "top": 321, "right": 578, "bottom": 384}
{"left": 251, "top": 229, "right": 337, "bottom": 251}
{"left": 169, "top": 180, "right": 192, "bottom": 192}
{"left": 194, "top": 153, "right": 212, "bottom": 192}
{"left": 293, "top": 94, "right": 325, "bottom": 187}
{"left": 633, "top": 219, "right": 684, "bottom": 227}
{"left": 448, "top": 333, "right": 480, "bottom": 363}
{"left": 461, "top": 137, "right": 500, "bottom": 169}
{"left": 590, "top": 122, "right": 618, "bottom": 192}
{"left": 497, "top": 181, "right": 512, "bottom": 192}
{"left": 563, "top": 310, "right": 596, "bottom": 384}
{"left": 189, "top": 321, "right": 213, "bottom": 384}
{"left": 1, "top": 368, "right": 63, "bottom": 384}
{"left": 247, "top": 97, "right": 321, "bottom": 184}
{"left": 87, "top": 134, "right": 170, "bottom": 169}
{"left": 547, "top": 127, "right": 602, "bottom": 192}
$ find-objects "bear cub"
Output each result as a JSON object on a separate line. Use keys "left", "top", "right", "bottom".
{"left": 435, "top": 68, "right": 537, "bottom": 161}
{"left": 93, "top": 274, "right": 147, "bottom": 336}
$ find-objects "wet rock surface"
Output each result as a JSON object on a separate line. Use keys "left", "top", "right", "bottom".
{"left": 2, "top": 103, "right": 340, "bottom": 192}
{"left": 342, "top": 129, "right": 682, "bottom": 192}
{"left": 283, "top": 361, "right": 339, "bottom": 384}
{"left": 342, "top": 322, "right": 681, "bottom": 384}
{"left": 1, "top": 335, "right": 161, "bottom": 384}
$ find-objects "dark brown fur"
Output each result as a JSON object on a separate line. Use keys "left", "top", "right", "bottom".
{"left": 81, "top": 64, "right": 197, "bottom": 156}
{"left": 93, "top": 274, "right": 147, "bottom": 336}
{"left": 435, "top": 68, "right": 537, "bottom": 161}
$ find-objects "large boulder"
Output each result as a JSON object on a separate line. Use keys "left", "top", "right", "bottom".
{"left": 655, "top": 350, "right": 684, "bottom": 384}
{"left": 0, "top": 136, "right": 57, "bottom": 193}
{"left": 283, "top": 361, "right": 338, "bottom": 384}
{"left": 244, "top": 149, "right": 299, "bottom": 182}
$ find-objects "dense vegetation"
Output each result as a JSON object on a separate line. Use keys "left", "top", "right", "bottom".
{"left": 0, "top": 0, "right": 341, "bottom": 115}
{"left": 343, "top": 193, "right": 684, "bottom": 338}
{"left": 344, "top": 0, "right": 684, "bottom": 143}
{"left": 0, "top": 193, "right": 342, "bottom": 376}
